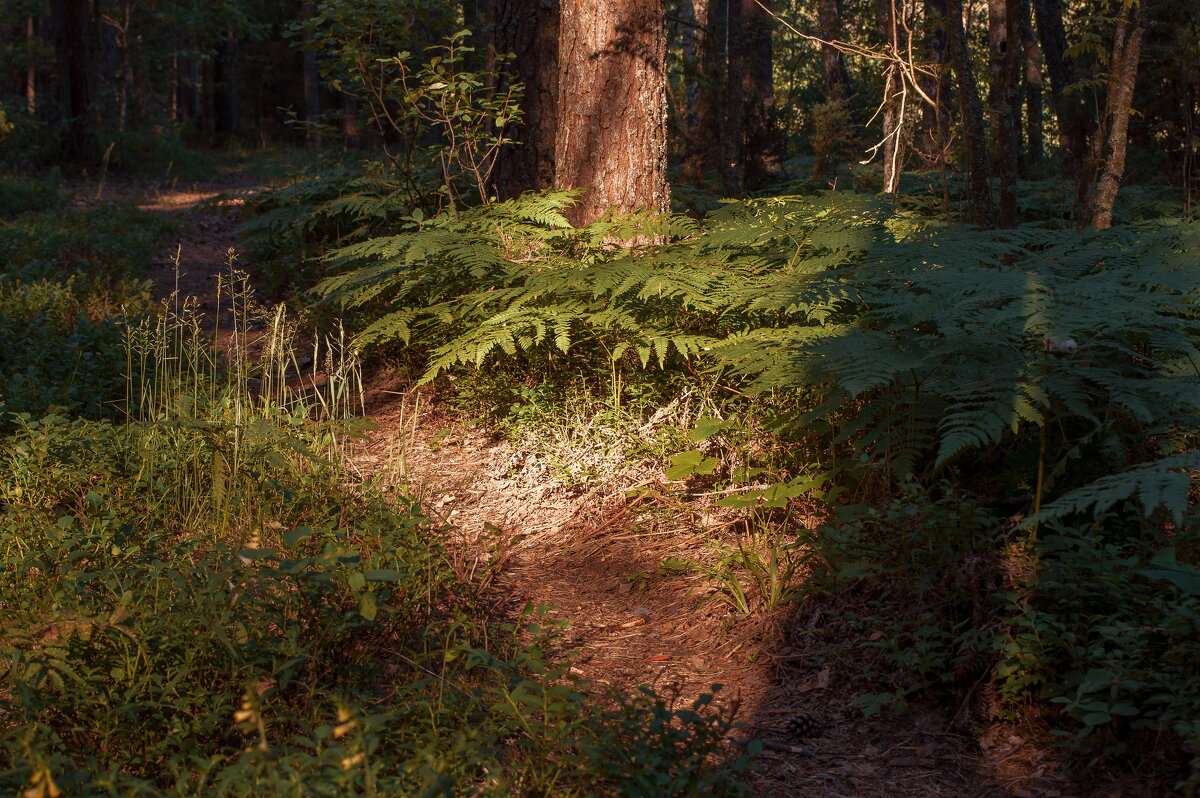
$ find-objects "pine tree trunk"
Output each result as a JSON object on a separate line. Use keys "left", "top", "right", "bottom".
{"left": 494, "top": 0, "right": 559, "bottom": 198}
{"left": 1019, "top": 0, "right": 1043, "bottom": 168}
{"left": 679, "top": 0, "right": 719, "bottom": 185}
{"left": 717, "top": 0, "right": 745, "bottom": 197}
{"left": 813, "top": 0, "right": 853, "bottom": 179}
{"left": 25, "top": 14, "right": 36, "bottom": 116}
{"left": 919, "top": 0, "right": 951, "bottom": 171}
{"left": 741, "top": 0, "right": 779, "bottom": 189}
{"left": 301, "top": 0, "right": 321, "bottom": 148}
{"left": 1087, "top": 1, "right": 1145, "bottom": 230}
{"left": 987, "top": 0, "right": 1020, "bottom": 226}
{"left": 946, "top": 0, "right": 995, "bottom": 227}
{"left": 876, "top": 0, "right": 907, "bottom": 194}
{"left": 1031, "top": 0, "right": 1087, "bottom": 211}
{"left": 555, "top": 0, "right": 669, "bottom": 225}
{"left": 53, "top": 0, "right": 95, "bottom": 161}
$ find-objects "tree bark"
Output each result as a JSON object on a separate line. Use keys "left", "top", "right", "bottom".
{"left": 493, "top": 0, "right": 559, "bottom": 198}
{"left": 1018, "top": 0, "right": 1042, "bottom": 168}
{"left": 813, "top": 0, "right": 853, "bottom": 179}
{"left": 679, "top": 0, "right": 720, "bottom": 184}
{"left": 876, "top": 0, "right": 907, "bottom": 194}
{"left": 1031, "top": 0, "right": 1087, "bottom": 209}
{"left": 717, "top": 0, "right": 745, "bottom": 197}
{"left": 214, "top": 29, "right": 239, "bottom": 134}
{"left": 987, "top": 0, "right": 1020, "bottom": 226}
{"left": 946, "top": 0, "right": 995, "bottom": 227}
{"left": 919, "top": 0, "right": 952, "bottom": 171}
{"left": 301, "top": 0, "right": 321, "bottom": 148}
{"left": 25, "top": 14, "right": 36, "bottom": 116}
{"left": 1087, "top": 1, "right": 1145, "bottom": 230}
{"left": 555, "top": 0, "right": 669, "bottom": 225}
{"left": 741, "top": 0, "right": 780, "bottom": 189}
{"left": 53, "top": 0, "right": 95, "bottom": 161}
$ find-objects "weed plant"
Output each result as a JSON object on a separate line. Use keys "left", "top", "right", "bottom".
{"left": 1, "top": 274, "right": 753, "bottom": 796}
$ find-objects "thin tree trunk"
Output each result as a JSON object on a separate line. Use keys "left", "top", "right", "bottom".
{"left": 818, "top": 0, "right": 851, "bottom": 98}
{"left": 1019, "top": 0, "right": 1043, "bottom": 168}
{"left": 1087, "top": 1, "right": 1145, "bottom": 230}
{"left": 919, "top": 0, "right": 951, "bottom": 171}
{"left": 341, "top": 93, "right": 361, "bottom": 149}
{"left": 813, "top": 0, "right": 852, "bottom": 179}
{"left": 718, "top": 0, "right": 745, "bottom": 198}
{"left": 877, "top": 0, "right": 907, "bottom": 194}
{"left": 213, "top": 29, "right": 238, "bottom": 134}
{"left": 301, "top": 0, "right": 321, "bottom": 148}
{"left": 494, "top": 0, "right": 559, "bottom": 198}
{"left": 25, "top": 14, "right": 36, "bottom": 116}
{"left": 987, "top": 0, "right": 1020, "bottom": 226}
{"left": 946, "top": 0, "right": 994, "bottom": 226}
{"left": 54, "top": 0, "right": 95, "bottom": 161}
{"left": 742, "top": 0, "right": 779, "bottom": 188}
{"left": 555, "top": 0, "right": 669, "bottom": 226}
{"left": 679, "top": 0, "right": 719, "bottom": 184}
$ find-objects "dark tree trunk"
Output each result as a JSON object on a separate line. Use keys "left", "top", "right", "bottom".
{"left": 1018, "top": 0, "right": 1043, "bottom": 168}
{"left": 301, "top": 0, "right": 320, "bottom": 148}
{"left": 946, "top": 0, "right": 995, "bottom": 227}
{"left": 717, "top": 0, "right": 744, "bottom": 198}
{"left": 555, "top": 0, "right": 669, "bottom": 225}
{"left": 53, "top": 0, "right": 95, "bottom": 161}
{"left": 341, "top": 93, "right": 361, "bottom": 149}
{"left": 494, "top": 0, "right": 559, "bottom": 198}
{"left": 679, "top": 0, "right": 720, "bottom": 184}
{"left": 741, "top": 0, "right": 779, "bottom": 189}
{"left": 1031, "top": 0, "right": 1087, "bottom": 212}
{"left": 919, "top": 0, "right": 952, "bottom": 171}
{"left": 1087, "top": 1, "right": 1145, "bottom": 230}
{"left": 987, "top": 0, "right": 1020, "bottom": 226}
{"left": 813, "top": 0, "right": 852, "bottom": 179}
{"left": 25, "top": 14, "right": 36, "bottom": 116}
{"left": 818, "top": 0, "right": 851, "bottom": 98}
{"left": 214, "top": 30, "right": 238, "bottom": 134}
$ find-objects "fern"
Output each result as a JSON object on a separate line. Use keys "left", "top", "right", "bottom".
{"left": 316, "top": 186, "right": 1198, "bottom": 522}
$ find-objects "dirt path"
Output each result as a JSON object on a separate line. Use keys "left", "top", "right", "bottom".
{"left": 136, "top": 177, "right": 1078, "bottom": 798}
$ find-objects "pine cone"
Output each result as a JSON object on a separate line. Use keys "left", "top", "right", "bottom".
{"left": 781, "top": 712, "right": 822, "bottom": 740}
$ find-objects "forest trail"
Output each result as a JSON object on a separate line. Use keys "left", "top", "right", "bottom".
{"left": 135, "top": 178, "right": 1075, "bottom": 798}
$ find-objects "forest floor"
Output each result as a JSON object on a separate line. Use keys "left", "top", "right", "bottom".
{"left": 128, "top": 172, "right": 1092, "bottom": 798}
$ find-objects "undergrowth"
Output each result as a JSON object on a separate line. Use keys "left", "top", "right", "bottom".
{"left": 277, "top": 174, "right": 1200, "bottom": 786}
{"left": 1, "top": 251, "right": 754, "bottom": 795}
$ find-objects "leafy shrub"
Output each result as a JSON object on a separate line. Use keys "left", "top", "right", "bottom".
{"left": 0, "top": 204, "right": 171, "bottom": 284}
{"left": 0, "top": 278, "right": 152, "bottom": 423}
{"left": 109, "top": 127, "right": 217, "bottom": 181}
{"left": 0, "top": 407, "right": 751, "bottom": 796}
{"left": 792, "top": 483, "right": 1004, "bottom": 715}
{"left": 0, "top": 171, "right": 63, "bottom": 218}
{"left": 1000, "top": 524, "right": 1200, "bottom": 785}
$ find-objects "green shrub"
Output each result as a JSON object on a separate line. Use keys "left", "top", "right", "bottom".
{"left": 0, "top": 409, "right": 752, "bottom": 796}
{"left": 792, "top": 483, "right": 1004, "bottom": 715}
{"left": 0, "top": 172, "right": 64, "bottom": 218}
{"left": 0, "top": 204, "right": 171, "bottom": 284}
{"left": 0, "top": 278, "right": 152, "bottom": 422}
{"left": 109, "top": 127, "right": 217, "bottom": 181}
{"left": 1000, "top": 524, "right": 1200, "bottom": 785}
